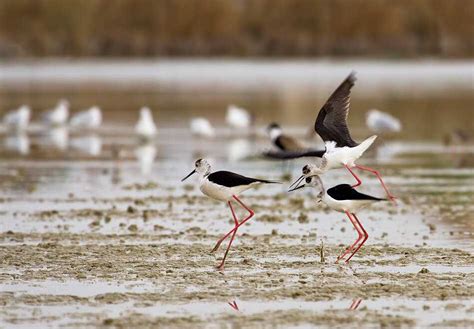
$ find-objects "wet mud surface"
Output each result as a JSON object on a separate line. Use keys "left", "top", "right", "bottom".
{"left": 1, "top": 124, "right": 474, "bottom": 328}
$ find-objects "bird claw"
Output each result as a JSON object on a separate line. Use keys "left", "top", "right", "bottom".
{"left": 216, "top": 264, "right": 225, "bottom": 271}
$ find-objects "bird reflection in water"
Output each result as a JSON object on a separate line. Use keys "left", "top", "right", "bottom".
{"left": 228, "top": 300, "right": 239, "bottom": 311}
{"left": 70, "top": 134, "right": 102, "bottom": 156}
{"left": 348, "top": 298, "right": 363, "bottom": 310}
{"left": 5, "top": 133, "right": 30, "bottom": 155}
{"left": 135, "top": 143, "right": 157, "bottom": 175}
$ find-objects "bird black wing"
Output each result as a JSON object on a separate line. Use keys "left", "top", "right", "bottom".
{"left": 274, "top": 135, "right": 306, "bottom": 152}
{"left": 263, "top": 149, "right": 325, "bottom": 160}
{"left": 208, "top": 171, "right": 277, "bottom": 187}
{"left": 314, "top": 72, "right": 358, "bottom": 147}
{"left": 327, "top": 184, "right": 385, "bottom": 201}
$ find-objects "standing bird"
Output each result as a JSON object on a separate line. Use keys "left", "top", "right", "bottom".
{"left": 289, "top": 72, "right": 396, "bottom": 202}
{"left": 70, "top": 106, "right": 102, "bottom": 129}
{"left": 190, "top": 117, "right": 215, "bottom": 138}
{"left": 43, "top": 99, "right": 69, "bottom": 126}
{"left": 267, "top": 123, "right": 308, "bottom": 152}
{"left": 135, "top": 107, "right": 157, "bottom": 141}
{"left": 289, "top": 175, "right": 386, "bottom": 262}
{"left": 182, "top": 159, "right": 278, "bottom": 270}
{"left": 3, "top": 105, "right": 31, "bottom": 131}
{"left": 226, "top": 105, "right": 252, "bottom": 129}
{"left": 366, "top": 109, "right": 401, "bottom": 134}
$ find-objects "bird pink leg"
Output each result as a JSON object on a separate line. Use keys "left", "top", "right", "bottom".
{"left": 345, "top": 213, "right": 369, "bottom": 262}
{"left": 345, "top": 165, "right": 362, "bottom": 188}
{"left": 354, "top": 164, "right": 397, "bottom": 204}
{"left": 216, "top": 201, "right": 240, "bottom": 270}
{"left": 336, "top": 211, "right": 364, "bottom": 263}
{"left": 211, "top": 196, "right": 254, "bottom": 253}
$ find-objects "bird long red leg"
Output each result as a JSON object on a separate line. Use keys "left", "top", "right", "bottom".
{"left": 216, "top": 201, "right": 240, "bottom": 270}
{"left": 345, "top": 165, "right": 362, "bottom": 188}
{"left": 354, "top": 164, "right": 396, "bottom": 203}
{"left": 211, "top": 196, "right": 255, "bottom": 253}
{"left": 345, "top": 213, "right": 369, "bottom": 262}
{"left": 336, "top": 211, "right": 364, "bottom": 263}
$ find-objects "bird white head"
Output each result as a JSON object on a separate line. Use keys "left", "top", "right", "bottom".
{"left": 181, "top": 158, "right": 211, "bottom": 181}
{"left": 288, "top": 175, "right": 324, "bottom": 202}
{"left": 266, "top": 123, "right": 282, "bottom": 140}
{"left": 288, "top": 163, "right": 324, "bottom": 190}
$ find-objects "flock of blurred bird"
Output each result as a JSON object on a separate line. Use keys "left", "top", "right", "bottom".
{"left": 1, "top": 97, "right": 403, "bottom": 158}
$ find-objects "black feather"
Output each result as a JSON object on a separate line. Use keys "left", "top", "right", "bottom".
{"left": 327, "top": 184, "right": 385, "bottom": 201}
{"left": 314, "top": 72, "right": 358, "bottom": 148}
{"left": 208, "top": 171, "right": 278, "bottom": 187}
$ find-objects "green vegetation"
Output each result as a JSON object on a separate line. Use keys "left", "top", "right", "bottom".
{"left": 0, "top": 0, "right": 472, "bottom": 58}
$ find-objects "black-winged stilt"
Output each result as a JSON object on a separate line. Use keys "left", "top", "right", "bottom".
{"left": 3, "top": 105, "right": 31, "bottom": 132}
{"left": 267, "top": 123, "right": 307, "bottom": 152}
{"left": 289, "top": 175, "right": 386, "bottom": 262}
{"left": 289, "top": 72, "right": 396, "bottom": 202}
{"left": 182, "top": 158, "right": 278, "bottom": 269}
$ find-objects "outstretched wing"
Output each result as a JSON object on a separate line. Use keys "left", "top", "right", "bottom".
{"left": 327, "top": 184, "right": 384, "bottom": 201}
{"left": 208, "top": 171, "right": 277, "bottom": 187}
{"left": 314, "top": 72, "right": 358, "bottom": 147}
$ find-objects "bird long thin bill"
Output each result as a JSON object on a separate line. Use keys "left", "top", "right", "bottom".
{"left": 181, "top": 169, "right": 196, "bottom": 182}
{"left": 288, "top": 174, "right": 305, "bottom": 189}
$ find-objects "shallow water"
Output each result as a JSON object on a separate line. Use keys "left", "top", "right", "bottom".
{"left": 0, "top": 60, "right": 473, "bottom": 328}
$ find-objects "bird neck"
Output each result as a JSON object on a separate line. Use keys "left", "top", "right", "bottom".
{"left": 269, "top": 128, "right": 282, "bottom": 141}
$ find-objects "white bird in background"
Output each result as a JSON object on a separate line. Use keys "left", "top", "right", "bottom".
{"left": 226, "top": 105, "right": 252, "bottom": 129}
{"left": 43, "top": 99, "right": 69, "bottom": 126}
{"left": 135, "top": 107, "right": 157, "bottom": 140}
{"left": 3, "top": 105, "right": 31, "bottom": 131}
{"left": 366, "top": 109, "right": 401, "bottom": 134}
{"left": 190, "top": 117, "right": 215, "bottom": 138}
{"left": 70, "top": 106, "right": 102, "bottom": 129}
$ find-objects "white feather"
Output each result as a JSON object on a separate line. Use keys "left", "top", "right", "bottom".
{"left": 70, "top": 106, "right": 102, "bottom": 128}
{"left": 226, "top": 105, "right": 251, "bottom": 128}
{"left": 190, "top": 117, "right": 215, "bottom": 137}
{"left": 135, "top": 107, "right": 157, "bottom": 139}
{"left": 366, "top": 109, "right": 401, "bottom": 133}
{"left": 3, "top": 105, "right": 31, "bottom": 131}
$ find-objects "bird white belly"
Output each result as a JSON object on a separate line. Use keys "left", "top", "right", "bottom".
{"left": 200, "top": 179, "right": 252, "bottom": 201}
{"left": 323, "top": 194, "right": 372, "bottom": 213}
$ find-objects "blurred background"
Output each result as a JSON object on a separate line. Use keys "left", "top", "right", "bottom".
{"left": 0, "top": 0, "right": 473, "bottom": 156}
{"left": 0, "top": 0, "right": 473, "bottom": 58}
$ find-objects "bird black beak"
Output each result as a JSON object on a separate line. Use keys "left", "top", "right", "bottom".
{"left": 288, "top": 183, "right": 306, "bottom": 192}
{"left": 181, "top": 169, "right": 196, "bottom": 182}
{"left": 288, "top": 174, "right": 305, "bottom": 189}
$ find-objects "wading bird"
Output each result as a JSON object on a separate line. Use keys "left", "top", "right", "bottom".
{"left": 289, "top": 175, "right": 386, "bottom": 262}
{"left": 135, "top": 107, "right": 157, "bottom": 141}
{"left": 182, "top": 159, "right": 278, "bottom": 270}
{"left": 43, "top": 100, "right": 69, "bottom": 126}
{"left": 264, "top": 123, "right": 325, "bottom": 160}
{"left": 70, "top": 106, "right": 102, "bottom": 129}
{"left": 226, "top": 105, "right": 252, "bottom": 129}
{"left": 289, "top": 72, "right": 396, "bottom": 202}
{"left": 190, "top": 117, "right": 215, "bottom": 138}
{"left": 3, "top": 105, "right": 31, "bottom": 131}
{"left": 366, "top": 109, "right": 401, "bottom": 134}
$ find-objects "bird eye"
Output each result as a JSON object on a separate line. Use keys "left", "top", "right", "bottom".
{"left": 195, "top": 159, "right": 201, "bottom": 166}
{"left": 302, "top": 165, "right": 309, "bottom": 174}
{"left": 305, "top": 177, "right": 312, "bottom": 183}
